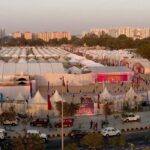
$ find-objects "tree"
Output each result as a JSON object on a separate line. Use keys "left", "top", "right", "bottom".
{"left": 64, "top": 143, "right": 78, "bottom": 150}
{"left": 0, "top": 106, "right": 16, "bottom": 127}
{"left": 56, "top": 102, "right": 79, "bottom": 116}
{"left": 12, "top": 134, "right": 45, "bottom": 150}
{"left": 81, "top": 133, "right": 104, "bottom": 149}
{"left": 103, "top": 102, "right": 111, "bottom": 122}
{"left": 0, "top": 137, "right": 12, "bottom": 150}
{"left": 109, "top": 135, "right": 126, "bottom": 148}
{"left": 21, "top": 118, "right": 30, "bottom": 131}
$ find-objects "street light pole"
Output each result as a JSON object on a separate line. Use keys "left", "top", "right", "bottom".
{"left": 61, "top": 82, "right": 64, "bottom": 150}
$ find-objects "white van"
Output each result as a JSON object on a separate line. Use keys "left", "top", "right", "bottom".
{"left": 26, "top": 129, "right": 47, "bottom": 142}
{"left": 0, "top": 128, "right": 6, "bottom": 140}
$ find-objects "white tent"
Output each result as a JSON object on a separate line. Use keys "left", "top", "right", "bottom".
{"left": 100, "top": 87, "right": 113, "bottom": 102}
{"left": 29, "top": 90, "right": 47, "bottom": 104}
{"left": 58, "top": 57, "right": 67, "bottom": 63}
{"left": 18, "top": 58, "right": 27, "bottom": 64}
{"left": 124, "top": 87, "right": 139, "bottom": 101}
{"left": 68, "top": 66, "right": 81, "bottom": 74}
{"left": 16, "top": 93, "right": 25, "bottom": 101}
{"left": 50, "top": 90, "right": 65, "bottom": 116}
{"left": 28, "top": 90, "right": 48, "bottom": 116}
{"left": 48, "top": 58, "right": 57, "bottom": 63}
{"left": 28, "top": 58, "right": 37, "bottom": 63}
{"left": 69, "top": 59, "right": 80, "bottom": 65}
{"left": 51, "top": 90, "right": 64, "bottom": 102}
{"left": 124, "top": 87, "right": 143, "bottom": 109}
{"left": 28, "top": 54, "right": 35, "bottom": 58}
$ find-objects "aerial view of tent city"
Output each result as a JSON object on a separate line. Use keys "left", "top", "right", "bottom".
{"left": 0, "top": 0, "right": 150, "bottom": 150}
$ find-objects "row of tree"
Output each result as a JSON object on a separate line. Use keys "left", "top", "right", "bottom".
{"left": 0, "top": 37, "right": 70, "bottom": 46}
{"left": 0, "top": 34, "right": 150, "bottom": 59}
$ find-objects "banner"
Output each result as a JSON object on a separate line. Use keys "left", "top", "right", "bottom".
{"left": 76, "top": 103, "right": 94, "bottom": 116}
{"left": 97, "top": 74, "right": 128, "bottom": 82}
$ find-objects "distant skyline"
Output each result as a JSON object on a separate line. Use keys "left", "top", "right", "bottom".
{"left": 0, "top": 0, "right": 150, "bottom": 34}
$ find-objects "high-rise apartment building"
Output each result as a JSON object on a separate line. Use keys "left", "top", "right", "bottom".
{"left": 12, "top": 32, "right": 22, "bottom": 39}
{"left": 23, "top": 32, "right": 32, "bottom": 40}
{"left": 37, "top": 32, "right": 71, "bottom": 41}
{"left": 87, "top": 27, "right": 150, "bottom": 39}
{"left": 0, "top": 28, "right": 5, "bottom": 39}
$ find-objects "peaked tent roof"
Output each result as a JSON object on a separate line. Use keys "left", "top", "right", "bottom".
{"left": 68, "top": 66, "right": 81, "bottom": 74}
{"left": 100, "top": 87, "right": 112, "bottom": 101}
{"left": 125, "top": 87, "right": 141, "bottom": 101}
{"left": 16, "top": 93, "right": 25, "bottom": 101}
{"left": 29, "top": 90, "right": 47, "bottom": 104}
{"left": 51, "top": 90, "right": 65, "bottom": 102}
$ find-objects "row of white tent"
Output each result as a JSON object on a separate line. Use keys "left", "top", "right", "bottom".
{"left": 2, "top": 86, "right": 148, "bottom": 116}
{"left": 0, "top": 47, "right": 69, "bottom": 58}
{"left": 67, "top": 53, "right": 104, "bottom": 68}
{"left": 75, "top": 48, "right": 150, "bottom": 74}
{"left": 75, "top": 48, "right": 134, "bottom": 63}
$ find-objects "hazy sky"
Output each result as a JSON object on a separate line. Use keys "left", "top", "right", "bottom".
{"left": 0, "top": 0, "right": 150, "bottom": 34}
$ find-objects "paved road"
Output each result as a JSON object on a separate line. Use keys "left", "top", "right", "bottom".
{"left": 1, "top": 111, "right": 150, "bottom": 138}
{"left": 46, "top": 130, "right": 150, "bottom": 150}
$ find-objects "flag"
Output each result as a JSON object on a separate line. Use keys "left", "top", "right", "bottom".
{"left": 48, "top": 94, "right": 52, "bottom": 110}
{"left": 66, "top": 81, "right": 69, "bottom": 93}
{"left": 60, "top": 76, "right": 65, "bottom": 87}
{"left": 95, "top": 77, "right": 97, "bottom": 83}
{"left": 97, "top": 94, "right": 100, "bottom": 109}
{"left": 29, "top": 80, "right": 32, "bottom": 98}
{"left": 48, "top": 81, "right": 50, "bottom": 93}
{"left": 47, "top": 82, "right": 52, "bottom": 110}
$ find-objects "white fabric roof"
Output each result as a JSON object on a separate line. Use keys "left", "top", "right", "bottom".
{"left": 16, "top": 93, "right": 25, "bottom": 101}
{"left": 29, "top": 90, "right": 47, "bottom": 104}
{"left": 0, "top": 63, "right": 65, "bottom": 78}
{"left": 124, "top": 87, "right": 141, "bottom": 101}
{"left": 100, "top": 87, "right": 113, "bottom": 101}
{"left": 51, "top": 90, "right": 64, "bottom": 102}
{"left": 68, "top": 66, "right": 81, "bottom": 74}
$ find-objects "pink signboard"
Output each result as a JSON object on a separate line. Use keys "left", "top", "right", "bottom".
{"left": 76, "top": 103, "right": 94, "bottom": 115}
{"left": 97, "top": 74, "right": 128, "bottom": 82}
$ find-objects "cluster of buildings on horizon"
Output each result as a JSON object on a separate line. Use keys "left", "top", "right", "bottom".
{"left": 0, "top": 29, "right": 71, "bottom": 41}
{"left": 82, "top": 27, "right": 150, "bottom": 39}
{"left": 1, "top": 26, "right": 150, "bottom": 41}
{"left": 12, "top": 31, "right": 71, "bottom": 41}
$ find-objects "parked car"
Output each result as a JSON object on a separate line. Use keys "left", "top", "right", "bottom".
{"left": 121, "top": 113, "right": 140, "bottom": 122}
{"left": 30, "top": 118, "right": 49, "bottom": 127}
{"left": 0, "top": 128, "right": 6, "bottom": 135}
{"left": 3, "top": 119, "right": 18, "bottom": 126}
{"left": 54, "top": 118, "right": 74, "bottom": 128}
{"left": 0, "top": 128, "right": 7, "bottom": 140}
{"left": 0, "top": 132, "right": 5, "bottom": 140}
{"left": 101, "top": 127, "right": 121, "bottom": 137}
{"left": 69, "top": 129, "right": 88, "bottom": 139}
{"left": 26, "top": 129, "right": 47, "bottom": 142}
{"left": 17, "top": 113, "right": 28, "bottom": 119}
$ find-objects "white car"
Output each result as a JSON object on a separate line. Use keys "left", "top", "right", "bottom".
{"left": 26, "top": 129, "right": 47, "bottom": 142}
{"left": 3, "top": 119, "right": 18, "bottom": 126}
{"left": 121, "top": 113, "right": 140, "bottom": 122}
{"left": 101, "top": 127, "right": 121, "bottom": 137}
{"left": 0, "top": 128, "right": 7, "bottom": 140}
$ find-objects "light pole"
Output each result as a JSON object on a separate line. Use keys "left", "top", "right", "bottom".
{"left": 60, "top": 77, "right": 65, "bottom": 150}
{"left": 61, "top": 87, "right": 64, "bottom": 150}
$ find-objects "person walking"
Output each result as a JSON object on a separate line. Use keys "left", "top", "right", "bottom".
{"left": 90, "top": 120, "right": 93, "bottom": 129}
{"left": 95, "top": 122, "right": 98, "bottom": 131}
{"left": 101, "top": 120, "right": 104, "bottom": 129}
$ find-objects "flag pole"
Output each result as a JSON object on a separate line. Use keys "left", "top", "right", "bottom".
{"left": 61, "top": 77, "right": 64, "bottom": 150}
